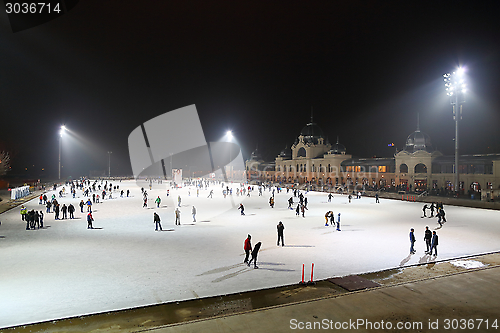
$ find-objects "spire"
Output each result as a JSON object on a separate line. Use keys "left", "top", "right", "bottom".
{"left": 416, "top": 113, "right": 420, "bottom": 132}
{"left": 336, "top": 136, "right": 339, "bottom": 144}
{"left": 310, "top": 106, "right": 313, "bottom": 124}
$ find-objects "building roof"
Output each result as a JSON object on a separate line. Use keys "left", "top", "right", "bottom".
{"left": 299, "top": 122, "right": 325, "bottom": 144}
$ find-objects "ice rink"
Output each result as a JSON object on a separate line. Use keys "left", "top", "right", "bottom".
{"left": 1, "top": 180, "right": 499, "bottom": 328}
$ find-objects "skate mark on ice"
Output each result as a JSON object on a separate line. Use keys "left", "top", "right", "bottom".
{"left": 197, "top": 263, "right": 244, "bottom": 276}
{"left": 159, "top": 229, "right": 175, "bottom": 231}
{"left": 258, "top": 267, "right": 295, "bottom": 272}
{"left": 280, "top": 245, "right": 315, "bottom": 248}
{"left": 257, "top": 262, "right": 285, "bottom": 266}
{"left": 211, "top": 267, "right": 252, "bottom": 283}
{"left": 191, "top": 290, "right": 200, "bottom": 298}
{"left": 199, "top": 220, "right": 211, "bottom": 223}
{"left": 399, "top": 254, "right": 412, "bottom": 267}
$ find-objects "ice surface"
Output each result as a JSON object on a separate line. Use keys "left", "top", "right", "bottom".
{"left": 1, "top": 180, "right": 499, "bottom": 328}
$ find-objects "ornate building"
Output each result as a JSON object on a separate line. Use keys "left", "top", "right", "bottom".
{"left": 245, "top": 117, "right": 500, "bottom": 200}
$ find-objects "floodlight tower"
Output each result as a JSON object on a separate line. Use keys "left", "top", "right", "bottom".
{"left": 443, "top": 67, "right": 466, "bottom": 194}
{"left": 58, "top": 125, "right": 66, "bottom": 180}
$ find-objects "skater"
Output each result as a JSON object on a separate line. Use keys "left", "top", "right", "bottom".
{"left": 430, "top": 231, "right": 438, "bottom": 256}
{"left": 61, "top": 204, "right": 67, "bottom": 219}
{"left": 288, "top": 197, "right": 294, "bottom": 209}
{"left": 207, "top": 190, "right": 213, "bottom": 198}
{"left": 301, "top": 204, "right": 307, "bottom": 218}
{"left": 68, "top": 203, "right": 75, "bottom": 219}
{"left": 325, "top": 211, "right": 333, "bottom": 226}
{"left": 247, "top": 241, "right": 262, "bottom": 268}
{"left": 127, "top": 189, "right": 130, "bottom": 197}
{"left": 120, "top": 190, "right": 124, "bottom": 198}
{"left": 192, "top": 205, "right": 196, "bottom": 222}
{"left": 39, "top": 210, "right": 44, "bottom": 228}
{"left": 336, "top": 213, "right": 341, "bottom": 231}
{"left": 409, "top": 228, "right": 416, "bottom": 254}
{"left": 155, "top": 196, "right": 161, "bottom": 208}
{"left": 328, "top": 193, "right": 333, "bottom": 202}
{"left": 440, "top": 209, "right": 446, "bottom": 223}
{"left": 277, "top": 221, "right": 285, "bottom": 246}
{"left": 304, "top": 197, "right": 308, "bottom": 208}
{"left": 175, "top": 208, "right": 181, "bottom": 225}
{"left": 238, "top": 203, "right": 245, "bottom": 216}
{"left": 375, "top": 193, "right": 379, "bottom": 203}
{"left": 348, "top": 194, "right": 352, "bottom": 203}
{"left": 34, "top": 211, "right": 40, "bottom": 229}
{"left": 269, "top": 197, "right": 274, "bottom": 208}
{"left": 54, "top": 204, "right": 60, "bottom": 220}
{"left": 20, "top": 205, "right": 27, "bottom": 221}
{"left": 153, "top": 212, "right": 162, "bottom": 231}
{"left": 87, "top": 212, "right": 94, "bottom": 229}
{"left": 244, "top": 234, "right": 252, "bottom": 263}
{"left": 430, "top": 203, "right": 435, "bottom": 217}
{"left": 86, "top": 199, "right": 92, "bottom": 212}
{"left": 143, "top": 197, "right": 148, "bottom": 208}
{"left": 424, "top": 226, "right": 432, "bottom": 254}
{"left": 422, "top": 204, "right": 428, "bottom": 218}
{"left": 295, "top": 204, "right": 300, "bottom": 216}
{"left": 178, "top": 195, "right": 181, "bottom": 207}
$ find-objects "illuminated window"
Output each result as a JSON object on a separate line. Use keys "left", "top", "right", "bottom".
{"left": 378, "top": 166, "right": 386, "bottom": 173}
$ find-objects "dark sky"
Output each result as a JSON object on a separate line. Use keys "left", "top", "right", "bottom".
{"left": 1, "top": 1, "right": 499, "bottom": 179}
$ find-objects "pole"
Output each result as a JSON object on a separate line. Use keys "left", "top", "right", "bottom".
{"left": 58, "top": 135, "right": 61, "bottom": 180}
{"left": 454, "top": 104, "right": 460, "bottom": 194}
{"left": 108, "top": 151, "right": 112, "bottom": 177}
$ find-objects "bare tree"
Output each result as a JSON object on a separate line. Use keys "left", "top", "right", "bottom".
{"left": 0, "top": 151, "right": 11, "bottom": 176}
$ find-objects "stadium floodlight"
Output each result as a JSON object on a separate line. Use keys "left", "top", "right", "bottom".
{"left": 58, "top": 125, "right": 66, "bottom": 179}
{"left": 443, "top": 67, "right": 467, "bottom": 194}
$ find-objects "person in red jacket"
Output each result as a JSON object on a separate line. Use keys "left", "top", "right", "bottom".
{"left": 244, "top": 234, "right": 252, "bottom": 264}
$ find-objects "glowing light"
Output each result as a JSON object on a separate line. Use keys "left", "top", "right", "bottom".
{"left": 226, "top": 130, "right": 233, "bottom": 140}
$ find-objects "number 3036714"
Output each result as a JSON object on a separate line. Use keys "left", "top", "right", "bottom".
{"left": 5, "top": 3, "right": 61, "bottom": 14}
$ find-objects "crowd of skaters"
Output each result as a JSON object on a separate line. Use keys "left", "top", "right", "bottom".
{"left": 19, "top": 176, "right": 447, "bottom": 267}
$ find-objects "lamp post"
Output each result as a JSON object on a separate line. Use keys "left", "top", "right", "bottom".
{"left": 58, "top": 125, "right": 66, "bottom": 180}
{"left": 226, "top": 130, "right": 233, "bottom": 180}
{"left": 108, "top": 151, "right": 112, "bottom": 177}
{"left": 443, "top": 67, "right": 466, "bottom": 194}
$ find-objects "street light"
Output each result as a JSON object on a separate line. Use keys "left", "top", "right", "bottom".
{"left": 108, "top": 151, "right": 112, "bottom": 178}
{"left": 226, "top": 130, "right": 233, "bottom": 179}
{"left": 443, "top": 67, "right": 466, "bottom": 194}
{"left": 59, "top": 125, "right": 66, "bottom": 180}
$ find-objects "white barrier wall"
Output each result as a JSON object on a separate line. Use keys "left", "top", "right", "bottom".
{"left": 10, "top": 186, "right": 30, "bottom": 200}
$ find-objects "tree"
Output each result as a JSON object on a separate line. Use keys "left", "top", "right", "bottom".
{"left": 0, "top": 151, "right": 11, "bottom": 176}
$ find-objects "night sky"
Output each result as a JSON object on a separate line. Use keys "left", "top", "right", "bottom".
{"left": 1, "top": 1, "right": 499, "bottom": 179}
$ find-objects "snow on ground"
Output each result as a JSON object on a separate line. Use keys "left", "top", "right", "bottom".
{"left": 1, "top": 180, "right": 499, "bottom": 328}
{"left": 450, "top": 260, "right": 487, "bottom": 269}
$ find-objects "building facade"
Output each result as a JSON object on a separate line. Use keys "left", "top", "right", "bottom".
{"left": 245, "top": 120, "right": 500, "bottom": 200}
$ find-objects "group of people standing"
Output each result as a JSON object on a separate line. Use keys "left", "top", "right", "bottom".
{"left": 410, "top": 227, "right": 439, "bottom": 256}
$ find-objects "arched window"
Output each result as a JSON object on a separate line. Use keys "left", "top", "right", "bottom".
{"left": 400, "top": 163, "right": 408, "bottom": 173}
{"left": 297, "top": 147, "right": 306, "bottom": 157}
{"left": 414, "top": 163, "right": 427, "bottom": 173}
